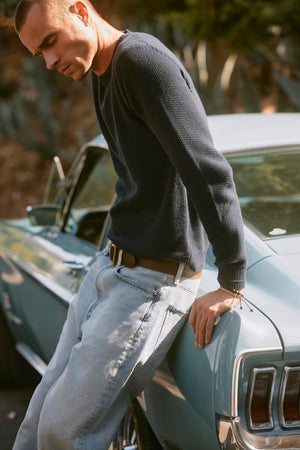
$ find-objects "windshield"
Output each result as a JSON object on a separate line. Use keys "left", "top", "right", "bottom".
{"left": 227, "top": 148, "right": 300, "bottom": 238}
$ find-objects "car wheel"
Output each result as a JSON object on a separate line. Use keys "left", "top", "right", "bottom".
{"left": 112, "top": 399, "right": 163, "bottom": 450}
{"left": 0, "top": 306, "right": 39, "bottom": 388}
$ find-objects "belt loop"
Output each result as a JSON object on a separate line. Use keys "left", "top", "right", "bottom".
{"left": 174, "top": 262, "right": 185, "bottom": 285}
{"left": 106, "top": 239, "right": 112, "bottom": 255}
{"left": 117, "top": 249, "right": 123, "bottom": 266}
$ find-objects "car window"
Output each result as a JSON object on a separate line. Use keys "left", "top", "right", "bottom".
{"left": 42, "top": 159, "right": 66, "bottom": 207}
{"left": 227, "top": 148, "right": 300, "bottom": 238}
{"left": 64, "top": 148, "right": 117, "bottom": 245}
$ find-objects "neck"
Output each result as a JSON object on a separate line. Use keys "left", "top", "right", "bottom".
{"left": 92, "top": 18, "right": 124, "bottom": 76}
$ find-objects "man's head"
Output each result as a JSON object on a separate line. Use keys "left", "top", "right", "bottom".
{"left": 15, "top": 0, "right": 99, "bottom": 80}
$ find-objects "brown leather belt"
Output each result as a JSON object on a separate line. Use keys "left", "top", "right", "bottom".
{"left": 110, "top": 243, "right": 202, "bottom": 279}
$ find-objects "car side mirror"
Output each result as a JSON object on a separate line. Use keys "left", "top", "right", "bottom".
{"left": 26, "top": 205, "right": 60, "bottom": 226}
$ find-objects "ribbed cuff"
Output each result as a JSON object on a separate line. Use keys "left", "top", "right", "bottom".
{"left": 217, "top": 263, "right": 247, "bottom": 291}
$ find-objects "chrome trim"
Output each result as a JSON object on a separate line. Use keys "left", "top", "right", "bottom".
{"left": 56, "top": 140, "right": 108, "bottom": 229}
{"left": 231, "top": 346, "right": 282, "bottom": 416}
{"left": 247, "top": 367, "right": 277, "bottom": 431}
{"left": 59, "top": 144, "right": 113, "bottom": 232}
{"left": 279, "top": 366, "right": 300, "bottom": 429}
{"left": 218, "top": 416, "right": 300, "bottom": 450}
{"left": 54, "top": 156, "right": 65, "bottom": 181}
{"left": 42, "top": 156, "right": 65, "bottom": 206}
{"left": 16, "top": 343, "right": 47, "bottom": 375}
{"left": 61, "top": 155, "right": 86, "bottom": 226}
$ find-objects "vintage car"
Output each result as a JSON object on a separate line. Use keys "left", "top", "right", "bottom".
{"left": 0, "top": 113, "right": 300, "bottom": 449}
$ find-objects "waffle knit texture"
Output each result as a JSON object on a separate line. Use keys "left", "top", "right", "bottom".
{"left": 92, "top": 30, "right": 247, "bottom": 290}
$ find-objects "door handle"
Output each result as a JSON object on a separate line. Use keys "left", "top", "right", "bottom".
{"left": 63, "top": 261, "right": 88, "bottom": 276}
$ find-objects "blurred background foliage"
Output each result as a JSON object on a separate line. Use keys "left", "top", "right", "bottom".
{"left": 0, "top": 0, "right": 300, "bottom": 217}
{"left": 1, "top": 0, "right": 300, "bottom": 157}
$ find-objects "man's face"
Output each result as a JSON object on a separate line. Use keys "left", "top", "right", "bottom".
{"left": 18, "top": 2, "right": 97, "bottom": 81}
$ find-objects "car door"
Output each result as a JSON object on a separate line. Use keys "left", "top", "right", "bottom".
{"left": 10, "top": 142, "right": 116, "bottom": 368}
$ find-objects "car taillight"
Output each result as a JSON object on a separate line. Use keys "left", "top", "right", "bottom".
{"left": 248, "top": 367, "right": 277, "bottom": 431}
{"left": 279, "top": 366, "right": 300, "bottom": 428}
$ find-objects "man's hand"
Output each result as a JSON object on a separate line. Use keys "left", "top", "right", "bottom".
{"left": 189, "top": 288, "right": 241, "bottom": 349}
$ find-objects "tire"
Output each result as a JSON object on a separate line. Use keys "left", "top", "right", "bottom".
{"left": 112, "top": 399, "right": 163, "bottom": 450}
{"left": 0, "top": 306, "right": 40, "bottom": 388}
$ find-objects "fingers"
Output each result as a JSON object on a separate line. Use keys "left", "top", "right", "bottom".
{"left": 195, "top": 314, "right": 207, "bottom": 349}
{"left": 190, "top": 297, "right": 217, "bottom": 348}
{"left": 189, "top": 288, "right": 239, "bottom": 349}
{"left": 189, "top": 302, "right": 197, "bottom": 334}
{"left": 205, "top": 316, "right": 216, "bottom": 346}
{"left": 195, "top": 310, "right": 217, "bottom": 348}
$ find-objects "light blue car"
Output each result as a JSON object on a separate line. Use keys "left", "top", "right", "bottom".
{"left": 0, "top": 114, "right": 300, "bottom": 449}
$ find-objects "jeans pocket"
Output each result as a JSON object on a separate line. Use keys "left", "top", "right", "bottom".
{"left": 114, "top": 265, "right": 163, "bottom": 295}
{"left": 169, "top": 278, "right": 199, "bottom": 296}
{"left": 149, "top": 304, "right": 189, "bottom": 370}
{"left": 147, "top": 280, "right": 199, "bottom": 370}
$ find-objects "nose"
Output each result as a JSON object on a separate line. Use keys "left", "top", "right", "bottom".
{"left": 43, "top": 51, "right": 59, "bottom": 70}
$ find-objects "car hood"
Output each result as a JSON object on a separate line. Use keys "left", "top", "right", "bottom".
{"left": 246, "top": 241, "right": 300, "bottom": 360}
{"left": 266, "top": 234, "right": 300, "bottom": 255}
{"left": 265, "top": 235, "right": 300, "bottom": 279}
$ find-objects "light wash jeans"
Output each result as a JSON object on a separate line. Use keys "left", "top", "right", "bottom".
{"left": 13, "top": 247, "right": 200, "bottom": 450}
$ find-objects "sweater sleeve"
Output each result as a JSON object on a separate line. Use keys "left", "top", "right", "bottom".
{"left": 116, "top": 42, "right": 247, "bottom": 290}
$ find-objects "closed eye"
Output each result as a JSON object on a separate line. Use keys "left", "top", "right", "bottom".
{"left": 45, "top": 36, "right": 56, "bottom": 48}
{"left": 34, "top": 32, "right": 57, "bottom": 55}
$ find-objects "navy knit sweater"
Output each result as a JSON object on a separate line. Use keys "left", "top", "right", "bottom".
{"left": 92, "top": 30, "right": 247, "bottom": 290}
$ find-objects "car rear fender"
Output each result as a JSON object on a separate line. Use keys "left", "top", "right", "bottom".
{"left": 167, "top": 283, "right": 282, "bottom": 419}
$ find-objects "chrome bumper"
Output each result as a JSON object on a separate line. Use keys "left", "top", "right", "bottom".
{"left": 218, "top": 417, "right": 300, "bottom": 449}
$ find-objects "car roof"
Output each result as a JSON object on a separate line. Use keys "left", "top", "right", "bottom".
{"left": 207, "top": 113, "right": 300, "bottom": 153}
{"left": 87, "top": 113, "right": 300, "bottom": 154}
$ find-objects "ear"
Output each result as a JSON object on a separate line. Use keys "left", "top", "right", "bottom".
{"left": 74, "top": 1, "right": 89, "bottom": 26}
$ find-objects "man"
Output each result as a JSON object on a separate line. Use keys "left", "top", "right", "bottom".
{"left": 13, "top": 1, "right": 247, "bottom": 448}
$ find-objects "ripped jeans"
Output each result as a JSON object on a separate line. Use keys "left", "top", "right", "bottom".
{"left": 13, "top": 247, "right": 200, "bottom": 450}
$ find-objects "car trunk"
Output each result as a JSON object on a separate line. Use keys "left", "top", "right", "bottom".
{"left": 246, "top": 236, "right": 300, "bottom": 361}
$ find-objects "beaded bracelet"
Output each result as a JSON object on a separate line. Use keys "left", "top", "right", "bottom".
{"left": 219, "top": 286, "right": 244, "bottom": 301}
{"left": 219, "top": 286, "right": 253, "bottom": 311}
